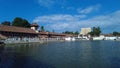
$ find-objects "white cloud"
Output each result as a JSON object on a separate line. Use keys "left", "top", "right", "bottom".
{"left": 37, "top": 0, "right": 66, "bottom": 8}
{"left": 77, "top": 4, "right": 101, "bottom": 14}
{"left": 33, "top": 10, "right": 120, "bottom": 33}
{"left": 33, "top": 14, "right": 86, "bottom": 23}
{"left": 38, "top": 0, "right": 55, "bottom": 8}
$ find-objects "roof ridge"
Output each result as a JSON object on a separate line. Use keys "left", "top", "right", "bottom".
{"left": 0, "top": 25, "right": 31, "bottom": 29}
{"left": 0, "top": 25, "right": 37, "bottom": 34}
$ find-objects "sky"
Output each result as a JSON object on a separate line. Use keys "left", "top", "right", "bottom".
{"left": 0, "top": 0, "right": 120, "bottom": 33}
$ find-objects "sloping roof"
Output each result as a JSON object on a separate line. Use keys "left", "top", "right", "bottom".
{"left": 0, "top": 25, "right": 37, "bottom": 34}
{"left": 31, "top": 23, "right": 39, "bottom": 27}
{"left": 39, "top": 32, "right": 66, "bottom": 36}
{"left": 39, "top": 32, "right": 49, "bottom": 35}
{"left": 102, "top": 34, "right": 114, "bottom": 37}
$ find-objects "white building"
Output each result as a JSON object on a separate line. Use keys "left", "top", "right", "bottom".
{"left": 78, "top": 27, "right": 91, "bottom": 40}
{"left": 80, "top": 28, "right": 91, "bottom": 35}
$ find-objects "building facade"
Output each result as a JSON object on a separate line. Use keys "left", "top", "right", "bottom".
{"left": 78, "top": 27, "right": 91, "bottom": 40}
{"left": 0, "top": 24, "right": 66, "bottom": 44}
{"left": 0, "top": 25, "right": 39, "bottom": 44}
{"left": 80, "top": 28, "right": 91, "bottom": 35}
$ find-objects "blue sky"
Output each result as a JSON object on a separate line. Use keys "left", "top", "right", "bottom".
{"left": 0, "top": 0, "right": 120, "bottom": 33}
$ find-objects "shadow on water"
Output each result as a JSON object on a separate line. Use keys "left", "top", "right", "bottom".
{"left": 0, "top": 44, "right": 55, "bottom": 68}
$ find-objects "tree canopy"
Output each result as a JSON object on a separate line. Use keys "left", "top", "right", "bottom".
{"left": 89, "top": 27, "right": 101, "bottom": 36}
{"left": 12, "top": 17, "right": 31, "bottom": 28}
{"left": 40, "top": 26, "right": 45, "bottom": 32}
{"left": 113, "top": 31, "right": 120, "bottom": 36}
{"left": 74, "top": 31, "right": 79, "bottom": 35}
{"left": 62, "top": 31, "right": 79, "bottom": 35}
{"left": 1, "top": 21, "right": 11, "bottom": 26}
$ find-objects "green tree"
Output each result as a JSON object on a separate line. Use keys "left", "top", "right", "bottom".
{"left": 1, "top": 21, "right": 11, "bottom": 26}
{"left": 95, "top": 27, "right": 101, "bottom": 36}
{"left": 12, "top": 17, "right": 22, "bottom": 26}
{"left": 63, "top": 31, "right": 74, "bottom": 34}
{"left": 22, "top": 19, "right": 31, "bottom": 28}
{"left": 113, "top": 31, "right": 120, "bottom": 36}
{"left": 40, "top": 26, "right": 45, "bottom": 32}
{"left": 74, "top": 31, "right": 79, "bottom": 35}
{"left": 12, "top": 17, "right": 31, "bottom": 28}
{"left": 88, "top": 31, "right": 94, "bottom": 36}
{"left": 89, "top": 27, "right": 101, "bottom": 36}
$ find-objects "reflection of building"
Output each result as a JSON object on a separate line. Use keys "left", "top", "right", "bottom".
{"left": 80, "top": 28, "right": 91, "bottom": 35}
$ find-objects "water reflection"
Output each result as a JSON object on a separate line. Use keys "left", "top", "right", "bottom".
{"left": 0, "top": 41, "right": 120, "bottom": 68}
{"left": 110, "top": 57, "right": 120, "bottom": 68}
{"left": 79, "top": 41, "right": 92, "bottom": 68}
{"left": 0, "top": 44, "right": 55, "bottom": 68}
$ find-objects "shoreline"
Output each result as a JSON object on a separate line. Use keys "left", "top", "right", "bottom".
{"left": 2, "top": 39, "right": 65, "bottom": 45}
{"left": 1, "top": 38, "right": 119, "bottom": 45}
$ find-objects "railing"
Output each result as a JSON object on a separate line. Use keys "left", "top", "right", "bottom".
{"left": 4, "top": 37, "right": 40, "bottom": 44}
{"left": 4, "top": 37, "right": 65, "bottom": 44}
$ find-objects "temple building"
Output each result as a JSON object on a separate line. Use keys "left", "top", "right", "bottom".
{"left": 38, "top": 32, "right": 66, "bottom": 41}
{"left": 0, "top": 25, "right": 39, "bottom": 44}
{"left": 0, "top": 23, "right": 67, "bottom": 44}
{"left": 79, "top": 28, "right": 91, "bottom": 35}
{"left": 31, "top": 23, "right": 39, "bottom": 33}
{"left": 78, "top": 27, "right": 91, "bottom": 39}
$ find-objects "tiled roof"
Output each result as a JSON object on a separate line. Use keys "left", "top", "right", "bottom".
{"left": 31, "top": 23, "right": 39, "bottom": 27}
{"left": 39, "top": 32, "right": 49, "bottom": 35}
{"left": 39, "top": 32, "right": 66, "bottom": 36}
{"left": 0, "top": 25, "right": 37, "bottom": 34}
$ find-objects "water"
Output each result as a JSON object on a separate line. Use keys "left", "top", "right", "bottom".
{"left": 0, "top": 41, "right": 120, "bottom": 68}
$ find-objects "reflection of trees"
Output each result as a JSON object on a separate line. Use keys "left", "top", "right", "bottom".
{"left": 0, "top": 45, "right": 4, "bottom": 64}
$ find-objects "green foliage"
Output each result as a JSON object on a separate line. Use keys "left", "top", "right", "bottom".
{"left": 40, "top": 26, "right": 45, "bottom": 32}
{"left": 89, "top": 27, "right": 101, "bottom": 36}
{"left": 62, "top": 31, "right": 79, "bottom": 35}
{"left": 1, "top": 21, "right": 11, "bottom": 26}
{"left": 63, "top": 31, "right": 74, "bottom": 34}
{"left": 74, "top": 31, "right": 79, "bottom": 35}
{"left": 88, "top": 32, "right": 94, "bottom": 36}
{"left": 22, "top": 19, "right": 31, "bottom": 28}
{"left": 12, "top": 17, "right": 31, "bottom": 28}
{"left": 113, "top": 31, "right": 120, "bottom": 36}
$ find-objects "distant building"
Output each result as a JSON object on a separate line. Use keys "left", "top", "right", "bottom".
{"left": 31, "top": 23, "right": 39, "bottom": 33}
{"left": 79, "top": 28, "right": 91, "bottom": 35}
{"left": 78, "top": 27, "right": 91, "bottom": 40}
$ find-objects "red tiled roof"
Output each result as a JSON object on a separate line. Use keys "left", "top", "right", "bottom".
{"left": 102, "top": 34, "right": 114, "bottom": 36}
{"left": 39, "top": 32, "right": 66, "bottom": 36}
{"left": 0, "top": 25, "right": 37, "bottom": 34}
{"left": 39, "top": 32, "right": 49, "bottom": 35}
{"left": 31, "top": 23, "right": 39, "bottom": 27}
